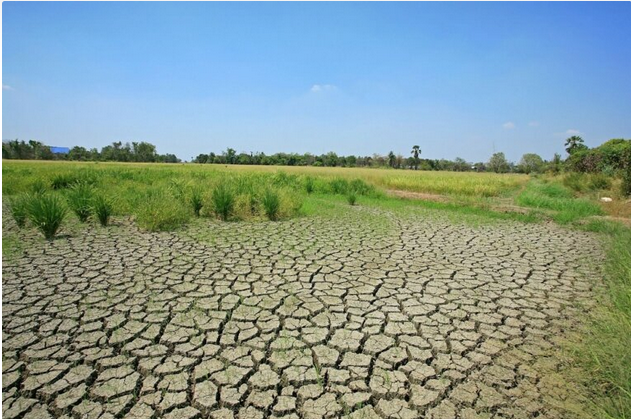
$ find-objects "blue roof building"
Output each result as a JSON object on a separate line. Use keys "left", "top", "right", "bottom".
{"left": 50, "top": 146, "right": 70, "bottom": 154}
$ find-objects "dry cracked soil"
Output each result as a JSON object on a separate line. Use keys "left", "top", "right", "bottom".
{"left": 2, "top": 205, "right": 603, "bottom": 419}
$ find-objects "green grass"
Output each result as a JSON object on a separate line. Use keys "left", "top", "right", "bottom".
{"left": 92, "top": 194, "right": 113, "bottom": 226}
{"left": 261, "top": 188, "right": 281, "bottom": 221}
{"left": 66, "top": 182, "right": 95, "bottom": 222}
{"left": 8, "top": 193, "right": 31, "bottom": 228}
{"left": 567, "top": 221, "right": 631, "bottom": 418}
{"left": 516, "top": 180, "right": 604, "bottom": 223}
{"left": 27, "top": 193, "right": 68, "bottom": 239}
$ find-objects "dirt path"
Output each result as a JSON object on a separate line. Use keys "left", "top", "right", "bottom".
{"left": 2, "top": 207, "right": 602, "bottom": 419}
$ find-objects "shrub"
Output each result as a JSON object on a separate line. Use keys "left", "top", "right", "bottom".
{"left": 28, "top": 193, "right": 67, "bottom": 239}
{"left": 347, "top": 191, "right": 357, "bottom": 206}
{"left": 9, "top": 194, "right": 31, "bottom": 228}
{"left": 588, "top": 174, "right": 612, "bottom": 191}
{"left": 136, "top": 195, "right": 189, "bottom": 231}
{"left": 563, "top": 173, "right": 587, "bottom": 193}
{"left": 211, "top": 183, "right": 235, "bottom": 221}
{"left": 261, "top": 189, "right": 281, "bottom": 221}
{"left": 66, "top": 183, "right": 94, "bottom": 222}
{"left": 189, "top": 188, "right": 204, "bottom": 216}
{"left": 304, "top": 176, "right": 315, "bottom": 194}
{"left": 92, "top": 195, "right": 113, "bottom": 226}
{"left": 622, "top": 165, "right": 631, "bottom": 197}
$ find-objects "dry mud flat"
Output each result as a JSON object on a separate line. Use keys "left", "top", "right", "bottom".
{"left": 2, "top": 207, "right": 602, "bottom": 419}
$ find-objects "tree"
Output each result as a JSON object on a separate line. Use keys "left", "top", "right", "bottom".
{"left": 488, "top": 152, "right": 510, "bottom": 173}
{"left": 565, "top": 136, "right": 587, "bottom": 155}
{"left": 518, "top": 153, "right": 544, "bottom": 174}
{"left": 453, "top": 157, "right": 469, "bottom": 172}
{"left": 388, "top": 151, "right": 396, "bottom": 168}
{"left": 411, "top": 145, "right": 421, "bottom": 170}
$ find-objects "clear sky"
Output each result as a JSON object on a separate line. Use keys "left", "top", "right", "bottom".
{"left": 3, "top": 2, "right": 630, "bottom": 162}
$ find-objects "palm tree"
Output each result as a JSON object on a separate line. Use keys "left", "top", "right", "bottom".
{"left": 410, "top": 145, "right": 421, "bottom": 170}
{"left": 565, "top": 136, "right": 586, "bottom": 155}
{"left": 388, "top": 151, "right": 396, "bottom": 168}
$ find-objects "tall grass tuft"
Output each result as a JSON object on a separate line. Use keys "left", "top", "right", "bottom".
{"left": 30, "top": 178, "right": 49, "bottom": 195}
{"left": 9, "top": 194, "right": 31, "bottom": 228}
{"left": 189, "top": 188, "right": 204, "bottom": 216}
{"left": 66, "top": 183, "right": 94, "bottom": 222}
{"left": 28, "top": 193, "right": 67, "bottom": 239}
{"left": 304, "top": 176, "right": 315, "bottom": 194}
{"left": 92, "top": 195, "right": 113, "bottom": 226}
{"left": 261, "top": 189, "right": 281, "bottom": 221}
{"left": 211, "top": 183, "right": 235, "bottom": 221}
{"left": 347, "top": 191, "right": 357, "bottom": 206}
{"left": 136, "top": 194, "right": 189, "bottom": 231}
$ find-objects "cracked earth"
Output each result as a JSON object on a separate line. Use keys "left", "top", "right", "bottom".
{"left": 3, "top": 206, "right": 602, "bottom": 419}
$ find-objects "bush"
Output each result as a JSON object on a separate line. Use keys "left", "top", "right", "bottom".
{"left": 66, "top": 183, "right": 94, "bottom": 222}
{"left": 588, "top": 174, "right": 612, "bottom": 191}
{"left": 28, "top": 193, "right": 67, "bottom": 239}
{"left": 347, "top": 191, "right": 357, "bottom": 206}
{"left": 136, "top": 195, "right": 189, "bottom": 231}
{"left": 189, "top": 188, "right": 204, "bottom": 216}
{"left": 211, "top": 183, "right": 235, "bottom": 221}
{"left": 9, "top": 194, "right": 31, "bottom": 228}
{"left": 563, "top": 173, "right": 587, "bottom": 193}
{"left": 622, "top": 166, "right": 631, "bottom": 197}
{"left": 92, "top": 195, "right": 113, "bottom": 226}
{"left": 261, "top": 189, "right": 281, "bottom": 221}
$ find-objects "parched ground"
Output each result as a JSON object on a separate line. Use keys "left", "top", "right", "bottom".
{"left": 2, "top": 206, "right": 602, "bottom": 419}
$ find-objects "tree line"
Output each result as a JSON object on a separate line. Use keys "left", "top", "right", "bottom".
{"left": 2, "top": 140, "right": 180, "bottom": 163}
{"left": 3, "top": 137, "right": 629, "bottom": 178}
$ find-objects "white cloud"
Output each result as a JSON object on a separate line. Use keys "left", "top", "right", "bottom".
{"left": 2, "top": 85, "right": 13, "bottom": 91}
{"left": 310, "top": 84, "right": 336, "bottom": 93}
{"left": 565, "top": 129, "right": 581, "bottom": 135}
{"left": 502, "top": 122, "right": 515, "bottom": 129}
{"left": 528, "top": 121, "right": 539, "bottom": 127}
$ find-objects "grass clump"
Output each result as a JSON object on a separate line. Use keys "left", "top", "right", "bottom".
{"left": 189, "top": 187, "right": 204, "bottom": 216}
{"left": 66, "top": 183, "right": 94, "bottom": 222}
{"left": 261, "top": 189, "right": 281, "bottom": 221}
{"left": 304, "top": 176, "right": 315, "bottom": 194}
{"left": 211, "top": 183, "right": 235, "bottom": 221}
{"left": 347, "top": 191, "right": 357, "bottom": 206}
{"left": 28, "top": 193, "right": 67, "bottom": 239}
{"left": 9, "top": 194, "right": 31, "bottom": 228}
{"left": 92, "top": 195, "right": 113, "bottom": 226}
{"left": 135, "top": 194, "right": 190, "bottom": 231}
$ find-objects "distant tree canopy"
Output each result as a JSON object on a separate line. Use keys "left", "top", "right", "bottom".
{"left": 2, "top": 140, "right": 181, "bottom": 163}
{"left": 4, "top": 138, "right": 630, "bottom": 179}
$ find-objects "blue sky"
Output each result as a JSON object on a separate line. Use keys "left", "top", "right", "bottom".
{"left": 3, "top": 2, "right": 630, "bottom": 162}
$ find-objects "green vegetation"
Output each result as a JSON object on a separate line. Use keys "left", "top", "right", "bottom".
{"left": 568, "top": 221, "right": 631, "bottom": 418}
{"left": 347, "top": 191, "right": 357, "bottom": 206}
{"left": 261, "top": 189, "right": 281, "bottom": 221}
{"left": 516, "top": 180, "right": 603, "bottom": 223}
{"left": 66, "top": 182, "right": 95, "bottom": 222}
{"left": 211, "top": 183, "right": 235, "bottom": 221}
{"left": 27, "top": 193, "right": 67, "bottom": 239}
{"left": 92, "top": 195, "right": 113, "bottom": 226}
{"left": 9, "top": 194, "right": 31, "bottom": 228}
{"left": 189, "top": 187, "right": 204, "bottom": 217}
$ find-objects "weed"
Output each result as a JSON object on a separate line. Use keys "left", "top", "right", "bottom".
{"left": 9, "top": 193, "right": 31, "bottom": 228}
{"left": 30, "top": 178, "right": 49, "bottom": 195}
{"left": 51, "top": 173, "right": 77, "bottom": 189}
{"left": 588, "top": 173, "right": 612, "bottom": 191}
{"left": 27, "top": 193, "right": 67, "bottom": 239}
{"left": 211, "top": 183, "right": 235, "bottom": 221}
{"left": 66, "top": 182, "right": 94, "bottom": 222}
{"left": 92, "top": 194, "right": 113, "bottom": 226}
{"left": 330, "top": 177, "right": 349, "bottom": 194}
{"left": 261, "top": 189, "right": 281, "bottom": 221}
